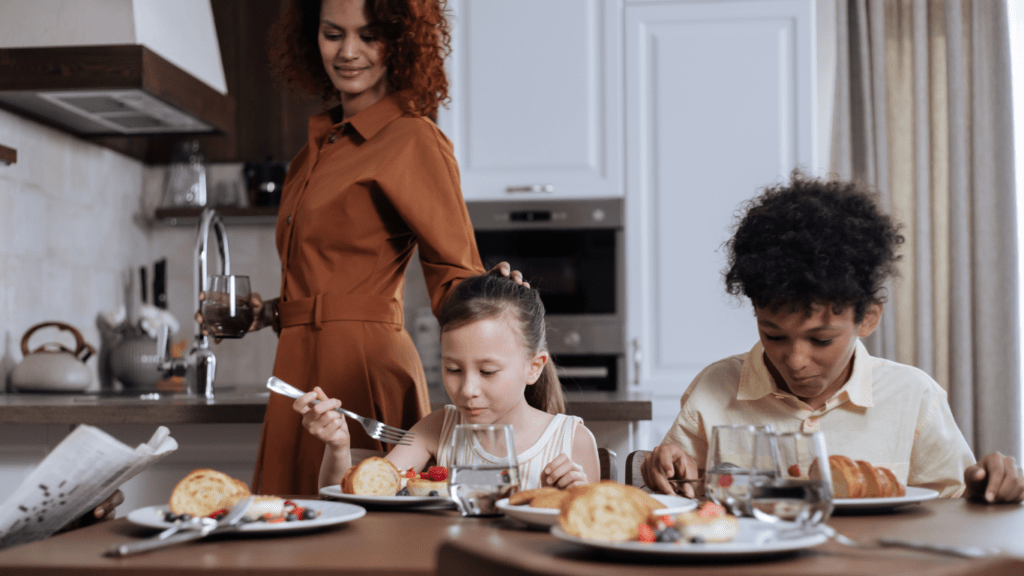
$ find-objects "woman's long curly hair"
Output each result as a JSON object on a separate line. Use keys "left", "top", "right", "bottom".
{"left": 268, "top": 0, "right": 452, "bottom": 118}
{"left": 724, "top": 173, "right": 904, "bottom": 323}
{"left": 438, "top": 274, "right": 565, "bottom": 415}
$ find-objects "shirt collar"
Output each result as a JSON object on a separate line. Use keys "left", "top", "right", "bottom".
{"left": 308, "top": 93, "right": 407, "bottom": 143}
{"left": 737, "top": 340, "right": 874, "bottom": 408}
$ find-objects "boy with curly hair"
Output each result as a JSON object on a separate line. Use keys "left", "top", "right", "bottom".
{"left": 642, "top": 174, "right": 1023, "bottom": 503}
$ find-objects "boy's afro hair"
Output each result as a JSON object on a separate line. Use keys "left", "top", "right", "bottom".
{"left": 724, "top": 172, "right": 904, "bottom": 322}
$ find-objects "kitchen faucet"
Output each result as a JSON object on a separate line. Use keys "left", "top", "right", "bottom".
{"left": 155, "top": 207, "right": 230, "bottom": 398}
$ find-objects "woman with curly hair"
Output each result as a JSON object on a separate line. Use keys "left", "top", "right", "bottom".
{"left": 641, "top": 173, "right": 1023, "bottom": 504}
{"left": 235, "top": 0, "right": 522, "bottom": 496}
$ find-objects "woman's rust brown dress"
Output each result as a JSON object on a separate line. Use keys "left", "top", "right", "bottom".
{"left": 252, "top": 95, "right": 483, "bottom": 495}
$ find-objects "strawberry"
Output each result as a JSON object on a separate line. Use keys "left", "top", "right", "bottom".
{"left": 788, "top": 464, "right": 801, "bottom": 478}
{"left": 637, "top": 523, "right": 656, "bottom": 543}
{"left": 207, "top": 509, "right": 227, "bottom": 519}
{"left": 717, "top": 473, "right": 734, "bottom": 488}
{"left": 698, "top": 502, "right": 725, "bottom": 519}
{"left": 660, "top": 514, "right": 675, "bottom": 527}
{"left": 427, "top": 466, "right": 448, "bottom": 481}
{"left": 420, "top": 472, "right": 430, "bottom": 479}
{"left": 406, "top": 469, "right": 417, "bottom": 479}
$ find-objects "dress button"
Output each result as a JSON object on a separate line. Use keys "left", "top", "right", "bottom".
{"left": 286, "top": 214, "right": 292, "bottom": 224}
{"left": 327, "top": 132, "right": 338, "bottom": 143}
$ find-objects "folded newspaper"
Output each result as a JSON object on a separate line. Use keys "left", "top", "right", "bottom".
{"left": 0, "top": 425, "right": 177, "bottom": 549}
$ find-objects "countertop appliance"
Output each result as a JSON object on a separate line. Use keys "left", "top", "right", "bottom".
{"left": 467, "top": 198, "right": 625, "bottom": 391}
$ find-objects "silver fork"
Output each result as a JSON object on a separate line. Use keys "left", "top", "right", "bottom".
{"left": 267, "top": 376, "right": 414, "bottom": 446}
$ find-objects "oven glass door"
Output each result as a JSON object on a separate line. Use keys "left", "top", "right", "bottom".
{"left": 474, "top": 229, "right": 616, "bottom": 315}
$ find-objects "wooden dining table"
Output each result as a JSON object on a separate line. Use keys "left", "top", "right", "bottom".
{"left": 0, "top": 497, "right": 1021, "bottom": 576}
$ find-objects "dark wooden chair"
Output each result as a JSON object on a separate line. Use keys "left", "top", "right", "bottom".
{"left": 597, "top": 447, "right": 616, "bottom": 481}
{"left": 625, "top": 449, "right": 651, "bottom": 488}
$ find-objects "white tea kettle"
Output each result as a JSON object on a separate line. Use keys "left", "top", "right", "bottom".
{"left": 10, "top": 321, "right": 95, "bottom": 392}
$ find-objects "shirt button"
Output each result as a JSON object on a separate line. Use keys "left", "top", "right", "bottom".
{"left": 327, "top": 132, "right": 338, "bottom": 143}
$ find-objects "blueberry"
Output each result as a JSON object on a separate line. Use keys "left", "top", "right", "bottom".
{"left": 286, "top": 513, "right": 298, "bottom": 522}
{"left": 302, "top": 508, "right": 317, "bottom": 520}
{"left": 428, "top": 490, "right": 439, "bottom": 497}
{"left": 689, "top": 536, "right": 705, "bottom": 544}
{"left": 501, "top": 472, "right": 511, "bottom": 483}
{"left": 163, "top": 511, "right": 178, "bottom": 522}
{"left": 656, "top": 528, "right": 680, "bottom": 543}
{"left": 396, "top": 488, "right": 410, "bottom": 496}
{"left": 179, "top": 513, "right": 192, "bottom": 522}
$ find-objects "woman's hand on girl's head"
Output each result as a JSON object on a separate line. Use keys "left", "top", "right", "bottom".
{"left": 488, "top": 262, "right": 531, "bottom": 288}
{"left": 293, "top": 387, "right": 351, "bottom": 449}
{"left": 541, "top": 454, "right": 588, "bottom": 489}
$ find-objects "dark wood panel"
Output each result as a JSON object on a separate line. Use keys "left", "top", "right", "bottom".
{"left": 0, "top": 143, "right": 16, "bottom": 165}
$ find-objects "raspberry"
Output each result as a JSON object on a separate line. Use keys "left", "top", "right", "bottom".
{"left": 291, "top": 507, "right": 306, "bottom": 519}
{"left": 637, "top": 523, "right": 656, "bottom": 543}
{"left": 419, "top": 472, "right": 430, "bottom": 479}
{"left": 207, "top": 509, "right": 227, "bottom": 519}
{"left": 660, "top": 514, "right": 675, "bottom": 527}
{"left": 718, "top": 474, "right": 734, "bottom": 488}
{"left": 406, "top": 469, "right": 417, "bottom": 479}
{"left": 427, "top": 466, "right": 448, "bottom": 481}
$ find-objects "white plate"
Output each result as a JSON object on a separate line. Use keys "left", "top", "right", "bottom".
{"left": 550, "top": 518, "right": 828, "bottom": 558}
{"left": 318, "top": 485, "right": 457, "bottom": 509}
{"left": 126, "top": 499, "right": 365, "bottom": 533}
{"left": 833, "top": 486, "right": 939, "bottom": 511}
{"left": 496, "top": 493, "right": 697, "bottom": 527}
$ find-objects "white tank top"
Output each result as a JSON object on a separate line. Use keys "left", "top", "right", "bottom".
{"left": 435, "top": 405, "right": 582, "bottom": 490}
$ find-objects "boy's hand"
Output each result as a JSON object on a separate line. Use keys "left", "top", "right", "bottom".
{"left": 641, "top": 444, "right": 700, "bottom": 498}
{"left": 293, "top": 386, "right": 351, "bottom": 450}
{"left": 964, "top": 452, "right": 1024, "bottom": 504}
{"left": 541, "top": 454, "right": 587, "bottom": 488}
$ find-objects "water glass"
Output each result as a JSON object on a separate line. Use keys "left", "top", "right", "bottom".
{"left": 704, "top": 424, "right": 775, "bottom": 516}
{"left": 200, "top": 275, "right": 253, "bottom": 339}
{"left": 449, "top": 424, "right": 520, "bottom": 516}
{"left": 749, "top": 430, "right": 834, "bottom": 530}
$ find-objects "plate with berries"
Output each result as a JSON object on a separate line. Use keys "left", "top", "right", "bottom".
{"left": 497, "top": 493, "right": 697, "bottom": 528}
{"left": 319, "top": 466, "right": 457, "bottom": 509}
{"left": 127, "top": 499, "right": 365, "bottom": 534}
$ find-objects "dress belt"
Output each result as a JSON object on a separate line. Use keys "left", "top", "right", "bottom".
{"left": 277, "top": 293, "right": 403, "bottom": 330}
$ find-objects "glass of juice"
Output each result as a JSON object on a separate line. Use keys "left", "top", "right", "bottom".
{"left": 201, "top": 275, "right": 254, "bottom": 339}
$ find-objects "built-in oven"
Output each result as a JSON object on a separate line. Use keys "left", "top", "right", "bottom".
{"left": 467, "top": 198, "right": 624, "bottom": 391}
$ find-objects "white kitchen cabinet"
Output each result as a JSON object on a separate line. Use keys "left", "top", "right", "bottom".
{"left": 438, "top": 0, "right": 623, "bottom": 200}
{"left": 623, "top": 0, "right": 817, "bottom": 444}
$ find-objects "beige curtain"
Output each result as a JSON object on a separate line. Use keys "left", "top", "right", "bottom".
{"left": 831, "top": 0, "right": 1020, "bottom": 460}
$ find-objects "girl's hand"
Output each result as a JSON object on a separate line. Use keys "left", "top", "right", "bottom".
{"left": 488, "top": 261, "right": 531, "bottom": 288}
{"left": 541, "top": 454, "right": 587, "bottom": 489}
{"left": 293, "top": 387, "right": 351, "bottom": 450}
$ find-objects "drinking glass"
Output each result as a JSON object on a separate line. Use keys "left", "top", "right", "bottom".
{"left": 200, "top": 275, "right": 253, "bottom": 339}
{"left": 704, "top": 424, "right": 775, "bottom": 516}
{"left": 749, "top": 430, "right": 834, "bottom": 531}
{"left": 449, "top": 424, "right": 520, "bottom": 516}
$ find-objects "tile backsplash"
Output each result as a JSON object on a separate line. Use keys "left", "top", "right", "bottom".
{"left": 0, "top": 108, "right": 434, "bottom": 393}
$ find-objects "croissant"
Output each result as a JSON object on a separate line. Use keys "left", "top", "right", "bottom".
{"left": 812, "top": 455, "right": 905, "bottom": 498}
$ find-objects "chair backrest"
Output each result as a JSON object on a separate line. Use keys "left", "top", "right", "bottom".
{"left": 625, "top": 449, "right": 651, "bottom": 487}
{"left": 597, "top": 447, "right": 616, "bottom": 481}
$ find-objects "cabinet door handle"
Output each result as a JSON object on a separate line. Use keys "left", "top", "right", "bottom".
{"left": 505, "top": 184, "right": 554, "bottom": 194}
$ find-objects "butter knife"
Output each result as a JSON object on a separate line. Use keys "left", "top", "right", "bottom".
{"left": 106, "top": 496, "right": 254, "bottom": 557}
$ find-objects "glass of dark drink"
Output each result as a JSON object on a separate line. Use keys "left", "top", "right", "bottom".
{"left": 201, "top": 275, "right": 254, "bottom": 338}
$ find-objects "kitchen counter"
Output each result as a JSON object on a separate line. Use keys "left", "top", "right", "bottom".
{"left": 0, "top": 390, "right": 652, "bottom": 425}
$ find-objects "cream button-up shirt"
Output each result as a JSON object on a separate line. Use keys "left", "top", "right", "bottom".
{"left": 662, "top": 340, "right": 975, "bottom": 497}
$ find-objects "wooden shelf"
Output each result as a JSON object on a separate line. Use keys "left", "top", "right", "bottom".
{"left": 154, "top": 206, "right": 278, "bottom": 226}
{"left": 0, "top": 143, "right": 16, "bottom": 165}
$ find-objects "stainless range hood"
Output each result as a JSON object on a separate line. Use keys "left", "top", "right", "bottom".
{"left": 0, "top": 0, "right": 232, "bottom": 137}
